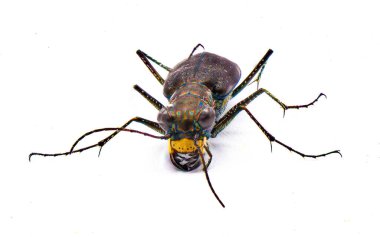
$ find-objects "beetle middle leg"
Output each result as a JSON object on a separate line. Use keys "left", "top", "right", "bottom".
{"left": 29, "top": 85, "right": 168, "bottom": 160}
{"left": 213, "top": 88, "right": 326, "bottom": 137}
{"left": 211, "top": 89, "right": 340, "bottom": 158}
{"left": 69, "top": 85, "right": 166, "bottom": 155}
{"left": 29, "top": 88, "right": 168, "bottom": 160}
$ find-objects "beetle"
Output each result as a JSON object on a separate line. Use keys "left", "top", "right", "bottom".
{"left": 29, "top": 44, "right": 341, "bottom": 207}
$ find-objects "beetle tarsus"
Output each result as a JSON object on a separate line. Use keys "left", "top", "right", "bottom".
{"left": 98, "top": 146, "right": 103, "bottom": 157}
{"left": 188, "top": 43, "right": 205, "bottom": 59}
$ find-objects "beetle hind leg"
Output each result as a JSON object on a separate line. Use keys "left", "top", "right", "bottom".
{"left": 188, "top": 43, "right": 205, "bottom": 58}
{"left": 232, "top": 49, "right": 273, "bottom": 98}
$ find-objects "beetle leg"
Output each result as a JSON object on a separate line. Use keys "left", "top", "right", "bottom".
{"left": 136, "top": 49, "right": 170, "bottom": 85}
{"left": 29, "top": 126, "right": 169, "bottom": 161}
{"left": 137, "top": 49, "right": 172, "bottom": 72}
{"left": 251, "top": 89, "right": 326, "bottom": 118}
{"left": 188, "top": 43, "right": 205, "bottom": 59}
{"left": 70, "top": 117, "right": 165, "bottom": 155}
{"left": 248, "top": 62, "right": 266, "bottom": 90}
{"left": 239, "top": 107, "right": 341, "bottom": 158}
{"left": 212, "top": 89, "right": 326, "bottom": 137}
{"left": 212, "top": 104, "right": 341, "bottom": 158}
{"left": 133, "top": 84, "right": 164, "bottom": 110}
{"left": 231, "top": 49, "right": 273, "bottom": 98}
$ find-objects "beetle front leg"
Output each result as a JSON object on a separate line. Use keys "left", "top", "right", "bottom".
{"left": 70, "top": 117, "right": 165, "bottom": 155}
{"left": 29, "top": 118, "right": 169, "bottom": 161}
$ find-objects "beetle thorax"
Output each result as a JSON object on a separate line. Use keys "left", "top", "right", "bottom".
{"left": 157, "top": 83, "right": 216, "bottom": 139}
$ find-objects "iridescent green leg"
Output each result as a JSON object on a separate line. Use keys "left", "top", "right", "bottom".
{"left": 136, "top": 49, "right": 170, "bottom": 85}
{"left": 70, "top": 117, "right": 165, "bottom": 155}
{"left": 133, "top": 84, "right": 164, "bottom": 110}
{"left": 231, "top": 49, "right": 273, "bottom": 98}
{"left": 212, "top": 89, "right": 326, "bottom": 137}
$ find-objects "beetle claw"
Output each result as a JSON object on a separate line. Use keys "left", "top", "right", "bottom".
{"left": 98, "top": 146, "right": 103, "bottom": 157}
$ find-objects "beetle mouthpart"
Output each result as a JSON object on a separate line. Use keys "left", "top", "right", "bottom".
{"left": 170, "top": 151, "right": 201, "bottom": 171}
{"left": 168, "top": 137, "right": 207, "bottom": 153}
{"left": 168, "top": 137, "right": 207, "bottom": 171}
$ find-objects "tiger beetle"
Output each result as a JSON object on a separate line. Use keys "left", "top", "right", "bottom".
{"left": 29, "top": 44, "right": 341, "bottom": 208}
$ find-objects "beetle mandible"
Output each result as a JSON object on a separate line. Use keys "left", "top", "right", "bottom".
{"left": 29, "top": 44, "right": 341, "bottom": 207}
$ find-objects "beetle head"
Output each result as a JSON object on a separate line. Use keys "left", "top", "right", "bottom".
{"left": 157, "top": 97, "right": 214, "bottom": 171}
{"left": 157, "top": 100, "right": 215, "bottom": 138}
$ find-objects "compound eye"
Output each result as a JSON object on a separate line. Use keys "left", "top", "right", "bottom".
{"left": 198, "top": 107, "right": 215, "bottom": 130}
{"left": 157, "top": 108, "right": 174, "bottom": 131}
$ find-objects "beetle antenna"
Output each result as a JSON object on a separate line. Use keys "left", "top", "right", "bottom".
{"left": 29, "top": 128, "right": 170, "bottom": 161}
{"left": 194, "top": 140, "right": 225, "bottom": 208}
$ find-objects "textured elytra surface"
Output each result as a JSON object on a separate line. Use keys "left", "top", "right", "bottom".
{"left": 163, "top": 52, "right": 241, "bottom": 100}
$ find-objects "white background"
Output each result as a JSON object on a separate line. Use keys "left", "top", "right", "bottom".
{"left": 1, "top": 0, "right": 380, "bottom": 236}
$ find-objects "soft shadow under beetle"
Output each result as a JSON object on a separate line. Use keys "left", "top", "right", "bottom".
{"left": 30, "top": 44, "right": 341, "bottom": 207}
